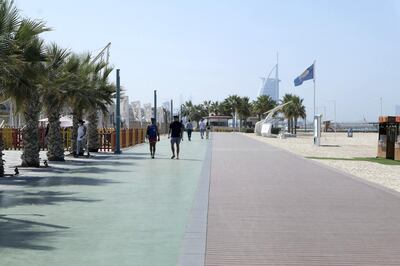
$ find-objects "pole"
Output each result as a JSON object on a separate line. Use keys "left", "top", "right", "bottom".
{"left": 115, "top": 69, "right": 121, "bottom": 154}
{"left": 313, "top": 60, "right": 317, "bottom": 145}
{"left": 334, "top": 101, "right": 336, "bottom": 132}
{"left": 313, "top": 60, "right": 316, "bottom": 122}
{"left": 170, "top": 99, "right": 173, "bottom": 122}
{"left": 154, "top": 90, "right": 157, "bottom": 123}
{"left": 276, "top": 52, "right": 279, "bottom": 101}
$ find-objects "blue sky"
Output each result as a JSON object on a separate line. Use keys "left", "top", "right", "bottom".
{"left": 16, "top": 0, "right": 400, "bottom": 121}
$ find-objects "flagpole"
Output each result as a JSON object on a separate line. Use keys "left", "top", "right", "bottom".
{"left": 313, "top": 60, "right": 316, "bottom": 129}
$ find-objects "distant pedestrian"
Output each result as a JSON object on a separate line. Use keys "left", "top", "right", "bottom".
{"left": 206, "top": 122, "right": 211, "bottom": 139}
{"left": 169, "top": 115, "right": 184, "bottom": 159}
{"left": 75, "top": 120, "right": 86, "bottom": 157}
{"left": 146, "top": 118, "right": 160, "bottom": 158}
{"left": 186, "top": 119, "right": 193, "bottom": 141}
{"left": 199, "top": 119, "right": 206, "bottom": 139}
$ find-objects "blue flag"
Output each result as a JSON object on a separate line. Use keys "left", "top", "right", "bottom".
{"left": 294, "top": 64, "right": 314, "bottom": 86}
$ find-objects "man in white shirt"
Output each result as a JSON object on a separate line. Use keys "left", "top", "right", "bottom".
{"left": 76, "top": 120, "right": 86, "bottom": 157}
{"left": 199, "top": 119, "right": 206, "bottom": 139}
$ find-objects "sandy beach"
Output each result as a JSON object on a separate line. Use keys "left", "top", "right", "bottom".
{"left": 245, "top": 132, "right": 400, "bottom": 193}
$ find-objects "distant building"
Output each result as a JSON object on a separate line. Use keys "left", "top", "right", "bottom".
{"left": 396, "top": 105, "right": 400, "bottom": 115}
{"left": 120, "top": 95, "right": 130, "bottom": 128}
{"left": 143, "top": 103, "right": 152, "bottom": 122}
{"left": 131, "top": 101, "right": 142, "bottom": 121}
{"left": 259, "top": 78, "right": 279, "bottom": 102}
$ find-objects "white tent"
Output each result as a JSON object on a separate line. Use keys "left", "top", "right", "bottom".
{"left": 39, "top": 115, "right": 88, "bottom": 128}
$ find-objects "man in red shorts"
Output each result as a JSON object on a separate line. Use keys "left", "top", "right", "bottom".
{"left": 146, "top": 118, "right": 160, "bottom": 158}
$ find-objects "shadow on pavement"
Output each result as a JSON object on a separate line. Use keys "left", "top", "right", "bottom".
{"left": 0, "top": 175, "right": 119, "bottom": 187}
{"left": 0, "top": 190, "right": 99, "bottom": 208}
{"left": 0, "top": 215, "right": 69, "bottom": 250}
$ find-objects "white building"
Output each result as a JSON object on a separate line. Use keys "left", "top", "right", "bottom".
{"left": 120, "top": 95, "right": 130, "bottom": 128}
{"left": 143, "top": 103, "right": 152, "bottom": 122}
{"left": 131, "top": 101, "right": 142, "bottom": 121}
{"left": 259, "top": 78, "right": 279, "bottom": 102}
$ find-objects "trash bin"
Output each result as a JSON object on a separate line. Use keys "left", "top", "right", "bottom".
{"left": 395, "top": 116, "right": 400, "bottom": 161}
{"left": 377, "top": 116, "right": 398, "bottom": 160}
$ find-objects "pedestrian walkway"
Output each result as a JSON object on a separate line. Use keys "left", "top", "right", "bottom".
{"left": 3, "top": 133, "right": 400, "bottom": 266}
{"left": 205, "top": 133, "right": 400, "bottom": 265}
{"left": 0, "top": 134, "right": 209, "bottom": 266}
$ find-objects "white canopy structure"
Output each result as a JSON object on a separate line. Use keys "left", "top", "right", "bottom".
{"left": 254, "top": 101, "right": 292, "bottom": 137}
{"left": 39, "top": 115, "right": 87, "bottom": 128}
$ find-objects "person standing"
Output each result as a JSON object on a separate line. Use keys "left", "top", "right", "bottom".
{"left": 206, "top": 122, "right": 211, "bottom": 139}
{"left": 75, "top": 120, "right": 86, "bottom": 157}
{"left": 199, "top": 119, "right": 206, "bottom": 139}
{"left": 146, "top": 118, "right": 160, "bottom": 159}
{"left": 169, "top": 115, "right": 183, "bottom": 159}
{"left": 186, "top": 119, "right": 193, "bottom": 141}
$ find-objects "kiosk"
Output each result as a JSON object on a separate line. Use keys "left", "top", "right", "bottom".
{"left": 314, "top": 114, "right": 322, "bottom": 146}
{"left": 377, "top": 116, "right": 400, "bottom": 160}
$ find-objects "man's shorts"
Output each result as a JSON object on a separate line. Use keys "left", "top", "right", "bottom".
{"left": 170, "top": 137, "right": 181, "bottom": 145}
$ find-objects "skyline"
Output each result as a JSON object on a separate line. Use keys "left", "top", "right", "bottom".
{"left": 15, "top": 0, "right": 400, "bottom": 122}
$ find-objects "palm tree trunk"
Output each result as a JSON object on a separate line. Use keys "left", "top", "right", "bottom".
{"left": 88, "top": 110, "right": 99, "bottom": 152}
{"left": 47, "top": 110, "right": 65, "bottom": 161}
{"left": 295, "top": 117, "right": 298, "bottom": 135}
{"left": 21, "top": 97, "right": 40, "bottom": 167}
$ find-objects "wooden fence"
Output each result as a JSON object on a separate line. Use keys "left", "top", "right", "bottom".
{"left": 0, "top": 127, "right": 146, "bottom": 152}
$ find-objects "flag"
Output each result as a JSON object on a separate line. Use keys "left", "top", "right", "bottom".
{"left": 294, "top": 63, "right": 314, "bottom": 86}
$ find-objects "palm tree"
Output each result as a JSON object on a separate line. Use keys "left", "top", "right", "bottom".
{"left": 87, "top": 65, "right": 115, "bottom": 152}
{"left": 66, "top": 54, "right": 115, "bottom": 154}
{"left": 202, "top": 100, "right": 211, "bottom": 116}
{"left": 252, "top": 95, "right": 276, "bottom": 120}
{"left": 1, "top": 2, "right": 50, "bottom": 167}
{"left": 209, "top": 101, "right": 220, "bottom": 115}
{"left": 282, "top": 94, "right": 295, "bottom": 134}
{"left": 0, "top": 0, "right": 22, "bottom": 175}
{"left": 224, "top": 95, "right": 241, "bottom": 128}
{"left": 42, "top": 43, "right": 70, "bottom": 161}
{"left": 291, "top": 95, "right": 306, "bottom": 134}
{"left": 181, "top": 100, "right": 194, "bottom": 118}
{"left": 237, "top": 96, "right": 252, "bottom": 128}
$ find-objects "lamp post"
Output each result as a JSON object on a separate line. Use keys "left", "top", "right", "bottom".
{"left": 114, "top": 69, "right": 121, "bottom": 154}
{"left": 154, "top": 90, "right": 157, "bottom": 123}
{"left": 170, "top": 99, "right": 173, "bottom": 122}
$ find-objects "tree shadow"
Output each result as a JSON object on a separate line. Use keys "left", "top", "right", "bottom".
{"left": 0, "top": 175, "right": 120, "bottom": 188}
{"left": 0, "top": 215, "right": 69, "bottom": 250}
{"left": 26, "top": 166, "right": 129, "bottom": 174}
{"left": 0, "top": 190, "right": 100, "bottom": 208}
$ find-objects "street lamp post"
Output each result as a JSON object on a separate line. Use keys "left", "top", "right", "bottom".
{"left": 153, "top": 90, "right": 157, "bottom": 124}
{"left": 114, "top": 69, "right": 121, "bottom": 154}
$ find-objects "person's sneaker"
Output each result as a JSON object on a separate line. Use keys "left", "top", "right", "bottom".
{"left": 171, "top": 155, "right": 175, "bottom": 159}
{"left": 176, "top": 156, "right": 179, "bottom": 160}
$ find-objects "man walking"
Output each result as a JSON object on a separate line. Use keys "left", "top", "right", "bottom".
{"left": 75, "top": 120, "right": 86, "bottom": 157}
{"left": 199, "top": 119, "right": 206, "bottom": 139}
{"left": 169, "top": 115, "right": 183, "bottom": 159}
{"left": 186, "top": 119, "right": 193, "bottom": 141}
{"left": 146, "top": 118, "right": 160, "bottom": 159}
